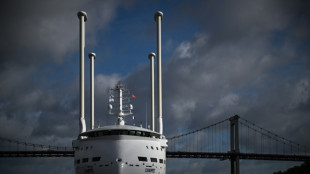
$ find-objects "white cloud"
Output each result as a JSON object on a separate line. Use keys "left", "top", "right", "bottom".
{"left": 95, "top": 73, "right": 122, "bottom": 95}
{"left": 173, "top": 33, "right": 208, "bottom": 59}
{"left": 289, "top": 78, "right": 310, "bottom": 110}
{"left": 219, "top": 93, "right": 239, "bottom": 107}
{"left": 175, "top": 41, "right": 192, "bottom": 59}
{"left": 171, "top": 100, "right": 196, "bottom": 120}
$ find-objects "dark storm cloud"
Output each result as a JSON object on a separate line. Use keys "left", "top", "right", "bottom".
{"left": 0, "top": 0, "right": 309, "bottom": 174}
{"left": 0, "top": 1, "right": 130, "bottom": 173}
{"left": 116, "top": 0, "right": 310, "bottom": 141}
{"left": 175, "top": 0, "right": 310, "bottom": 44}
{"left": 0, "top": 0, "right": 128, "bottom": 66}
{"left": 154, "top": 0, "right": 310, "bottom": 134}
{"left": 121, "top": 0, "right": 310, "bottom": 173}
{"left": 0, "top": 0, "right": 134, "bottom": 147}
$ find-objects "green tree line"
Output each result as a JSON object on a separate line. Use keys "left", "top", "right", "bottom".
{"left": 274, "top": 161, "right": 310, "bottom": 174}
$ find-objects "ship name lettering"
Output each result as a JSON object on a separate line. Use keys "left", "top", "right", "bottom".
{"left": 145, "top": 168, "right": 155, "bottom": 173}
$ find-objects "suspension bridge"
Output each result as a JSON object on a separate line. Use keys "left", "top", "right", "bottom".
{"left": 1, "top": 115, "right": 309, "bottom": 174}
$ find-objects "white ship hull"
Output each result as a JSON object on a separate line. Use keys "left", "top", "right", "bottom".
{"left": 73, "top": 125, "right": 167, "bottom": 174}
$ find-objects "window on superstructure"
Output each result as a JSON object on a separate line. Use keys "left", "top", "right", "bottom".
{"left": 150, "top": 133, "right": 160, "bottom": 138}
{"left": 150, "top": 158, "right": 157, "bottom": 163}
{"left": 102, "top": 130, "right": 109, "bottom": 135}
{"left": 84, "top": 129, "right": 161, "bottom": 138}
{"left": 98, "top": 131, "right": 103, "bottom": 136}
{"left": 120, "top": 130, "right": 128, "bottom": 135}
{"left": 129, "top": 130, "right": 136, "bottom": 135}
{"left": 76, "top": 159, "right": 80, "bottom": 164}
{"left": 136, "top": 131, "right": 142, "bottom": 136}
{"left": 92, "top": 157, "right": 101, "bottom": 162}
{"left": 110, "top": 130, "right": 119, "bottom": 135}
{"left": 144, "top": 132, "right": 151, "bottom": 137}
{"left": 138, "top": 156, "right": 148, "bottom": 162}
{"left": 159, "top": 159, "right": 163, "bottom": 163}
{"left": 82, "top": 158, "right": 88, "bottom": 163}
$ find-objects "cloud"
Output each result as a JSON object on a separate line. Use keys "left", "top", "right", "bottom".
{"left": 0, "top": 0, "right": 309, "bottom": 174}
{"left": 0, "top": 0, "right": 132, "bottom": 154}
{"left": 289, "top": 78, "right": 310, "bottom": 110}
{"left": 0, "top": 0, "right": 128, "bottom": 66}
{"left": 94, "top": 73, "right": 122, "bottom": 126}
{"left": 115, "top": 4, "right": 309, "bottom": 174}
{"left": 159, "top": 0, "right": 309, "bottom": 131}
{"left": 0, "top": 1, "right": 130, "bottom": 172}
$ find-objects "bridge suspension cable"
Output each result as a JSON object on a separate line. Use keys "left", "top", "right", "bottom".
{"left": 0, "top": 115, "right": 309, "bottom": 161}
{"left": 167, "top": 115, "right": 309, "bottom": 160}
{"left": 0, "top": 137, "right": 73, "bottom": 157}
{"left": 239, "top": 117, "right": 308, "bottom": 156}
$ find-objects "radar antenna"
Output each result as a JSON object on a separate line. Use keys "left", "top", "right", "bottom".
{"left": 108, "top": 82, "right": 134, "bottom": 125}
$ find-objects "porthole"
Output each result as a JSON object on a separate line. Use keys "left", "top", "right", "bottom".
{"left": 92, "top": 157, "right": 101, "bottom": 162}
{"left": 82, "top": 158, "right": 88, "bottom": 163}
{"left": 138, "top": 156, "right": 147, "bottom": 162}
{"left": 150, "top": 158, "right": 157, "bottom": 163}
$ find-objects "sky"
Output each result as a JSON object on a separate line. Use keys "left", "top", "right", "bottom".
{"left": 0, "top": 0, "right": 309, "bottom": 173}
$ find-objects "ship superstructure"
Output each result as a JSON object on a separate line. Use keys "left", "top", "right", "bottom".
{"left": 72, "top": 11, "right": 167, "bottom": 174}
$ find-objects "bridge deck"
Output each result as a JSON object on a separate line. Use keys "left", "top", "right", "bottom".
{"left": 1, "top": 151, "right": 309, "bottom": 161}
{"left": 166, "top": 151, "right": 310, "bottom": 161}
{"left": 0, "top": 151, "right": 74, "bottom": 157}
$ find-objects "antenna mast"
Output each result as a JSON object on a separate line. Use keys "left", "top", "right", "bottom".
{"left": 77, "top": 11, "right": 87, "bottom": 134}
{"left": 108, "top": 82, "right": 134, "bottom": 125}
{"left": 154, "top": 11, "right": 164, "bottom": 135}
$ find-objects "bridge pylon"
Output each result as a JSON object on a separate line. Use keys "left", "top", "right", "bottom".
{"left": 230, "top": 115, "right": 240, "bottom": 174}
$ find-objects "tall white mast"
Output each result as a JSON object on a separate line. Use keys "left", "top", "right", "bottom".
{"left": 148, "top": 53, "right": 156, "bottom": 131}
{"left": 154, "top": 11, "right": 163, "bottom": 135}
{"left": 77, "top": 11, "right": 87, "bottom": 134}
{"left": 89, "top": 52, "right": 96, "bottom": 130}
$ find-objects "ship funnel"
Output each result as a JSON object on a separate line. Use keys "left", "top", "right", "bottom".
{"left": 77, "top": 11, "right": 87, "bottom": 134}
{"left": 148, "top": 52, "right": 156, "bottom": 131}
{"left": 89, "top": 52, "right": 96, "bottom": 130}
{"left": 154, "top": 11, "right": 163, "bottom": 135}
